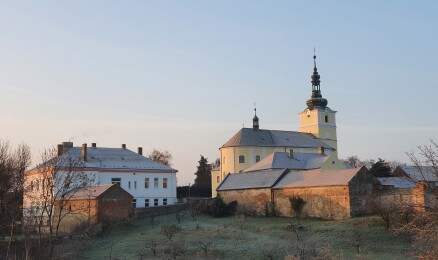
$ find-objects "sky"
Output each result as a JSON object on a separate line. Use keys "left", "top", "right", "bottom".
{"left": 1, "top": 1, "right": 438, "bottom": 185}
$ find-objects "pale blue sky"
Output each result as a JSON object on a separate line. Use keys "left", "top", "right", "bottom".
{"left": 1, "top": 1, "right": 437, "bottom": 185}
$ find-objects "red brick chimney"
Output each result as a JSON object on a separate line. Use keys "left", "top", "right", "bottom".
{"left": 82, "top": 143, "right": 87, "bottom": 161}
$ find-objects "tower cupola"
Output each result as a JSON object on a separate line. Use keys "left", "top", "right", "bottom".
{"left": 306, "top": 51, "right": 328, "bottom": 110}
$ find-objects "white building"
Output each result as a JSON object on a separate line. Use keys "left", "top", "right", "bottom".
{"left": 25, "top": 142, "right": 178, "bottom": 209}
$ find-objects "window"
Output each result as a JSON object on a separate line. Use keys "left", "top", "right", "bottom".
{"left": 64, "top": 175, "right": 72, "bottom": 189}
{"left": 134, "top": 181, "right": 137, "bottom": 189}
{"left": 216, "top": 176, "right": 220, "bottom": 183}
{"left": 154, "top": 178, "right": 159, "bottom": 188}
{"left": 239, "top": 155, "right": 245, "bottom": 164}
{"left": 163, "top": 178, "right": 168, "bottom": 189}
{"left": 144, "top": 178, "right": 149, "bottom": 188}
{"left": 128, "top": 181, "right": 131, "bottom": 189}
{"left": 223, "top": 157, "right": 226, "bottom": 164}
{"left": 154, "top": 198, "right": 159, "bottom": 206}
{"left": 255, "top": 155, "right": 261, "bottom": 163}
{"left": 145, "top": 199, "right": 149, "bottom": 207}
{"left": 163, "top": 198, "right": 168, "bottom": 206}
{"left": 111, "top": 178, "right": 121, "bottom": 186}
{"left": 132, "top": 199, "right": 137, "bottom": 208}
{"left": 325, "top": 115, "right": 329, "bottom": 123}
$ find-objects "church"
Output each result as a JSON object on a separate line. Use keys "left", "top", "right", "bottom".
{"left": 211, "top": 54, "right": 347, "bottom": 198}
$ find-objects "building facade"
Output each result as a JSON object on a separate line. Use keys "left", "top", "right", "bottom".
{"left": 24, "top": 142, "right": 178, "bottom": 215}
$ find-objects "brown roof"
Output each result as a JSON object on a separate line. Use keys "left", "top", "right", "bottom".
{"left": 59, "top": 184, "right": 132, "bottom": 200}
{"left": 273, "top": 168, "right": 363, "bottom": 189}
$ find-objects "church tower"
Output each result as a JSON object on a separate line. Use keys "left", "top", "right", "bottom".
{"left": 299, "top": 53, "right": 338, "bottom": 155}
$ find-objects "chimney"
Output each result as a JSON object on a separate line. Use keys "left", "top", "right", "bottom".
{"left": 288, "top": 149, "right": 293, "bottom": 158}
{"left": 91, "top": 143, "right": 96, "bottom": 148}
{"left": 138, "top": 147, "right": 143, "bottom": 155}
{"left": 62, "top": 142, "right": 73, "bottom": 153}
{"left": 121, "top": 144, "right": 126, "bottom": 149}
{"left": 57, "top": 144, "right": 63, "bottom": 156}
{"left": 318, "top": 146, "right": 325, "bottom": 155}
{"left": 82, "top": 143, "right": 87, "bottom": 161}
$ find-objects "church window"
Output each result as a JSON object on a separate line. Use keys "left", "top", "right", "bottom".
{"left": 223, "top": 157, "right": 226, "bottom": 164}
{"left": 239, "top": 155, "right": 245, "bottom": 164}
{"left": 325, "top": 115, "right": 329, "bottom": 123}
{"left": 216, "top": 176, "right": 220, "bottom": 183}
{"left": 255, "top": 155, "right": 261, "bottom": 163}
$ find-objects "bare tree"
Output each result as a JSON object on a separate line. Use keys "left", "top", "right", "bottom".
{"left": 23, "top": 146, "right": 92, "bottom": 259}
{"left": 149, "top": 149, "right": 173, "bottom": 166}
{"left": 399, "top": 140, "right": 438, "bottom": 259}
{"left": 0, "top": 140, "right": 31, "bottom": 259}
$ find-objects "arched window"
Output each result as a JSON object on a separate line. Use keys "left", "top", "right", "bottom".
{"left": 255, "top": 155, "right": 261, "bottom": 163}
{"left": 239, "top": 155, "right": 245, "bottom": 164}
{"left": 325, "top": 115, "right": 329, "bottom": 123}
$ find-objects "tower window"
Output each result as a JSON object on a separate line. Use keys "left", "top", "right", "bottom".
{"left": 325, "top": 115, "right": 329, "bottom": 123}
{"left": 223, "top": 157, "right": 226, "bottom": 165}
{"left": 255, "top": 155, "right": 261, "bottom": 163}
{"left": 239, "top": 155, "right": 245, "bottom": 164}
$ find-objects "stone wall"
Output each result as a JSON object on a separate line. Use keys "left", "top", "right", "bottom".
{"left": 273, "top": 186, "right": 351, "bottom": 220}
{"left": 374, "top": 184, "right": 438, "bottom": 213}
{"left": 218, "top": 188, "right": 271, "bottom": 214}
{"left": 348, "top": 167, "right": 378, "bottom": 216}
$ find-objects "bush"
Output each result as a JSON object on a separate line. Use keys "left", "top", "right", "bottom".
{"left": 208, "top": 197, "right": 238, "bottom": 217}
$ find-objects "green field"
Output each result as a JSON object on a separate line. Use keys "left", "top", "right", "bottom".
{"left": 81, "top": 214, "right": 412, "bottom": 259}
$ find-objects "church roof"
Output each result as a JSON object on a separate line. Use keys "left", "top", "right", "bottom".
{"left": 244, "top": 152, "right": 329, "bottom": 172}
{"left": 273, "top": 168, "right": 362, "bottom": 189}
{"left": 221, "top": 128, "right": 333, "bottom": 149}
{"left": 216, "top": 169, "right": 288, "bottom": 191}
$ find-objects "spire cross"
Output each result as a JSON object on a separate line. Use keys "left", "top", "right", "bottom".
{"left": 313, "top": 47, "right": 317, "bottom": 69}
{"left": 254, "top": 102, "right": 257, "bottom": 115}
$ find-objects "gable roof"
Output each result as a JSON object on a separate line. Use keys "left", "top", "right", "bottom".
{"left": 377, "top": 177, "right": 416, "bottom": 189}
{"left": 217, "top": 169, "right": 288, "bottom": 191}
{"left": 273, "top": 168, "right": 362, "bottom": 189}
{"left": 57, "top": 184, "right": 133, "bottom": 200}
{"left": 29, "top": 146, "right": 177, "bottom": 173}
{"left": 221, "top": 128, "right": 333, "bottom": 150}
{"left": 396, "top": 166, "right": 438, "bottom": 182}
{"left": 244, "top": 152, "right": 329, "bottom": 172}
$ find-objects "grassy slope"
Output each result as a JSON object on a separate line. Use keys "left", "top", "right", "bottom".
{"left": 83, "top": 214, "right": 412, "bottom": 259}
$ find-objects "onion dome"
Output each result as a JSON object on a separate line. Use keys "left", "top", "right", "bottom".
{"left": 306, "top": 52, "right": 328, "bottom": 110}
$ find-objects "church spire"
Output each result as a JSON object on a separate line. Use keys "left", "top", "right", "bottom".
{"left": 306, "top": 49, "right": 328, "bottom": 110}
{"left": 252, "top": 103, "right": 259, "bottom": 130}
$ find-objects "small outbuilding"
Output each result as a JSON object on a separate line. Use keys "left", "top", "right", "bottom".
{"left": 56, "top": 184, "right": 133, "bottom": 233}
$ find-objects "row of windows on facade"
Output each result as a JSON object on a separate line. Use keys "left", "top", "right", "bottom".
{"left": 222, "top": 146, "right": 333, "bottom": 167}
{"left": 29, "top": 178, "right": 52, "bottom": 191}
{"left": 222, "top": 155, "right": 261, "bottom": 165}
{"left": 111, "top": 177, "right": 168, "bottom": 189}
{"left": 131, "top": 198, "right": 168, "bottom": 208}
